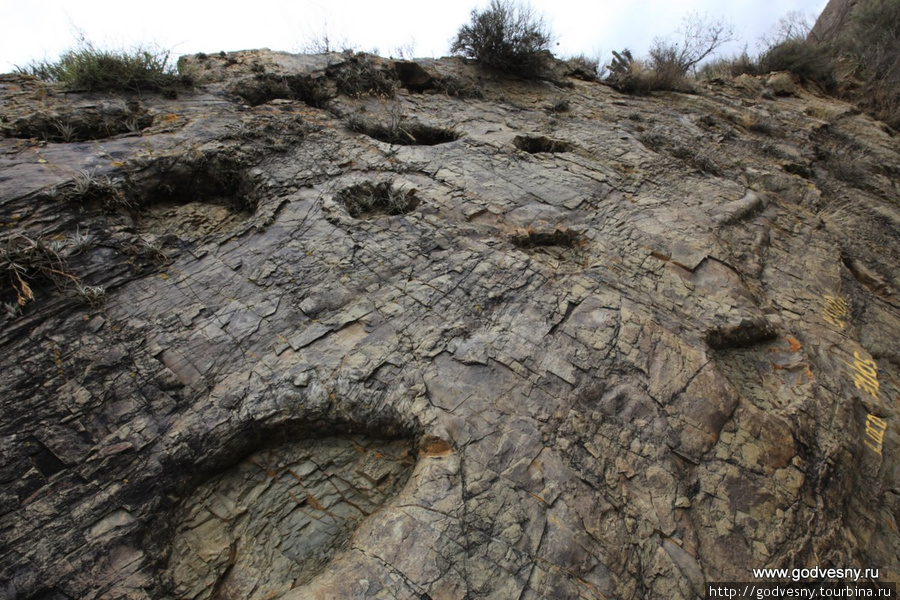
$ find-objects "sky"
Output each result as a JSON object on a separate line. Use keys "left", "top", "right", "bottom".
{"left": 1, "top": 0, "right": 830, "bottom": 74}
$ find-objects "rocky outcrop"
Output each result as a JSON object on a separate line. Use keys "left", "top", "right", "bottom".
{"left": 809, "top": 0, "right": 860, "bottom": 43}
{"left": 1, "top": 50, "right": 899, "bottom": 599}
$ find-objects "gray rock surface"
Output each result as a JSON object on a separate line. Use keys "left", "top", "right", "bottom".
{"left": 1, "top": 49, "right": 899, "bottom": 599}
{"left": 809, "top": 0, "right": 860, "bottom": 43}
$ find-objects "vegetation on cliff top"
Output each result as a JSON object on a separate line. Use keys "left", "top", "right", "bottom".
{"left": 10, "top": 0, "right": 899, "bottom": 128}
{"left": 451, "top": 0, "right": 553, "bottom": 77}
{"left": 18, "top": 38, "right": 191, "bottom": 94}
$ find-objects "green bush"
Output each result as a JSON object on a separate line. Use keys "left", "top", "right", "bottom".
{"left": 19, "top": 40, "right": 189, "bottom": 93}
{"left": 451, "top": 0, "right": 553, "bottom": 77}
{"left": 759, "top": 39, "right": 835, "bottom": 90}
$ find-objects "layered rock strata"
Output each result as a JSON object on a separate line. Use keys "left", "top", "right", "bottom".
{"left": 1, "top": 50, "right": 899, "bottom": 599}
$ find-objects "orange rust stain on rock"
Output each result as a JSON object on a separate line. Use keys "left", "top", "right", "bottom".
{"left": 418, "top": 435, "right": 453, "bottom": 457}
{"left": 306, "top": 494, "right": 327, "bottom": 511}
{"left": 769, "top": 336, "right": 803, "bottom": 353}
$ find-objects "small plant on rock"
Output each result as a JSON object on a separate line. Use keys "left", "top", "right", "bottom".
{"left": 451, "top": 0, "right": 553, "bottom": 77}
{"left": 1, "top": 233, "right": 78, "bottom": 307}
{"left": 74, "top": 283, "right": 107, "bottom": 306}
{"left": 2, "top": 300, "right": 21, "bottom": 322}
{"left": 68, "top": 228, "right": 94, "bottom": 255}
{"left": 67, "top": 169, "right": 131, "bottom": 209}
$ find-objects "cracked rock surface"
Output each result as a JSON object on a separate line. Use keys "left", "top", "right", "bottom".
{"left": 1, "top": 49, "right": 899, "bottom": 599}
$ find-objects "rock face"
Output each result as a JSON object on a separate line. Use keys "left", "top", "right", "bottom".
{"left": 809, "top": 0, "right": 860, "bottom": 43}
{"left": 2, "top": 50, "right": 900, "bottom": 599}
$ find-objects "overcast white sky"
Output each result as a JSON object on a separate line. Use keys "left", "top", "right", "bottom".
{"left": 2, "top": 0, "right": 830, "bottom": 73}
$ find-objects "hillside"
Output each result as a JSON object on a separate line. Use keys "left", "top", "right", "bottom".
{"left": 1, "top": 48, "right": 899, "bottom": 599}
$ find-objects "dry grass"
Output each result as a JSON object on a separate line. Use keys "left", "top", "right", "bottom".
{"left": 19, "top": 38, "right": 190, "bottom": 93}
{"left": 1, "top": 232, "right": 79, "bottom": 307}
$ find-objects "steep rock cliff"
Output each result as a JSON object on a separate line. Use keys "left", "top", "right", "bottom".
{"left": 1, "top": 50, "right": 899, "bottom": 599}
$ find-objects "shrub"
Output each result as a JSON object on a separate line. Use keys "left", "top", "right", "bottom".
{"left": 451, "top": 0, "right": 553, "bottom": 77}
{"left": 565, "top": 54, "right": 602, "bottom": 80}
{"left": 761, "top": 10, "right": 813, "bottom": 48}
{"left": 844, "top": 0, "right": 900, "bottom": 127}
{"left": 759, "top": 39, "right": 835, "bottom": 90}
{"left": 230, "top": 73, "right": 332, "bottom": 107}
{"left": 331, "top": 53, "right": 398, "bottom": 98}
{"left": 606, "top": 13, "right": 733, "bottom": 94}
{"left": 605, "top": 48, "right": 692, "bottom": 94}
{"left": 697, "top": 51, "right": 760, "bottom": 79}
{"left": 650, "top": 13, "right": 736, "bottom": 76}
{"left": 19, "top": 39, "right": 189, "bottom": 93}
{"left": 646, "top": 43, "right": 693, "bottom": 91}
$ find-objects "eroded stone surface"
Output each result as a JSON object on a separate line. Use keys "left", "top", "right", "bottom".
{"left": 1, "top": 49, "right": 899, "bottom": 600}
{"left": 165, "top": 436, "right": 413, "bottom": 600}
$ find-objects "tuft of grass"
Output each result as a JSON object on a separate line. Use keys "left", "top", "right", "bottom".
{"left": 19, "top": 39, "right": 191, "bottom": 93}
{"left": 68, "top": 228, "right": 94, "bottom": 255}
{"left": 2, "top": 300, "right": 21, "bottom": 323}
{"left": 69, "top": 169, "right": 131, "bottom": 209}
{"left": 337, "top": 182, "right": 420, "bottom": 218}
